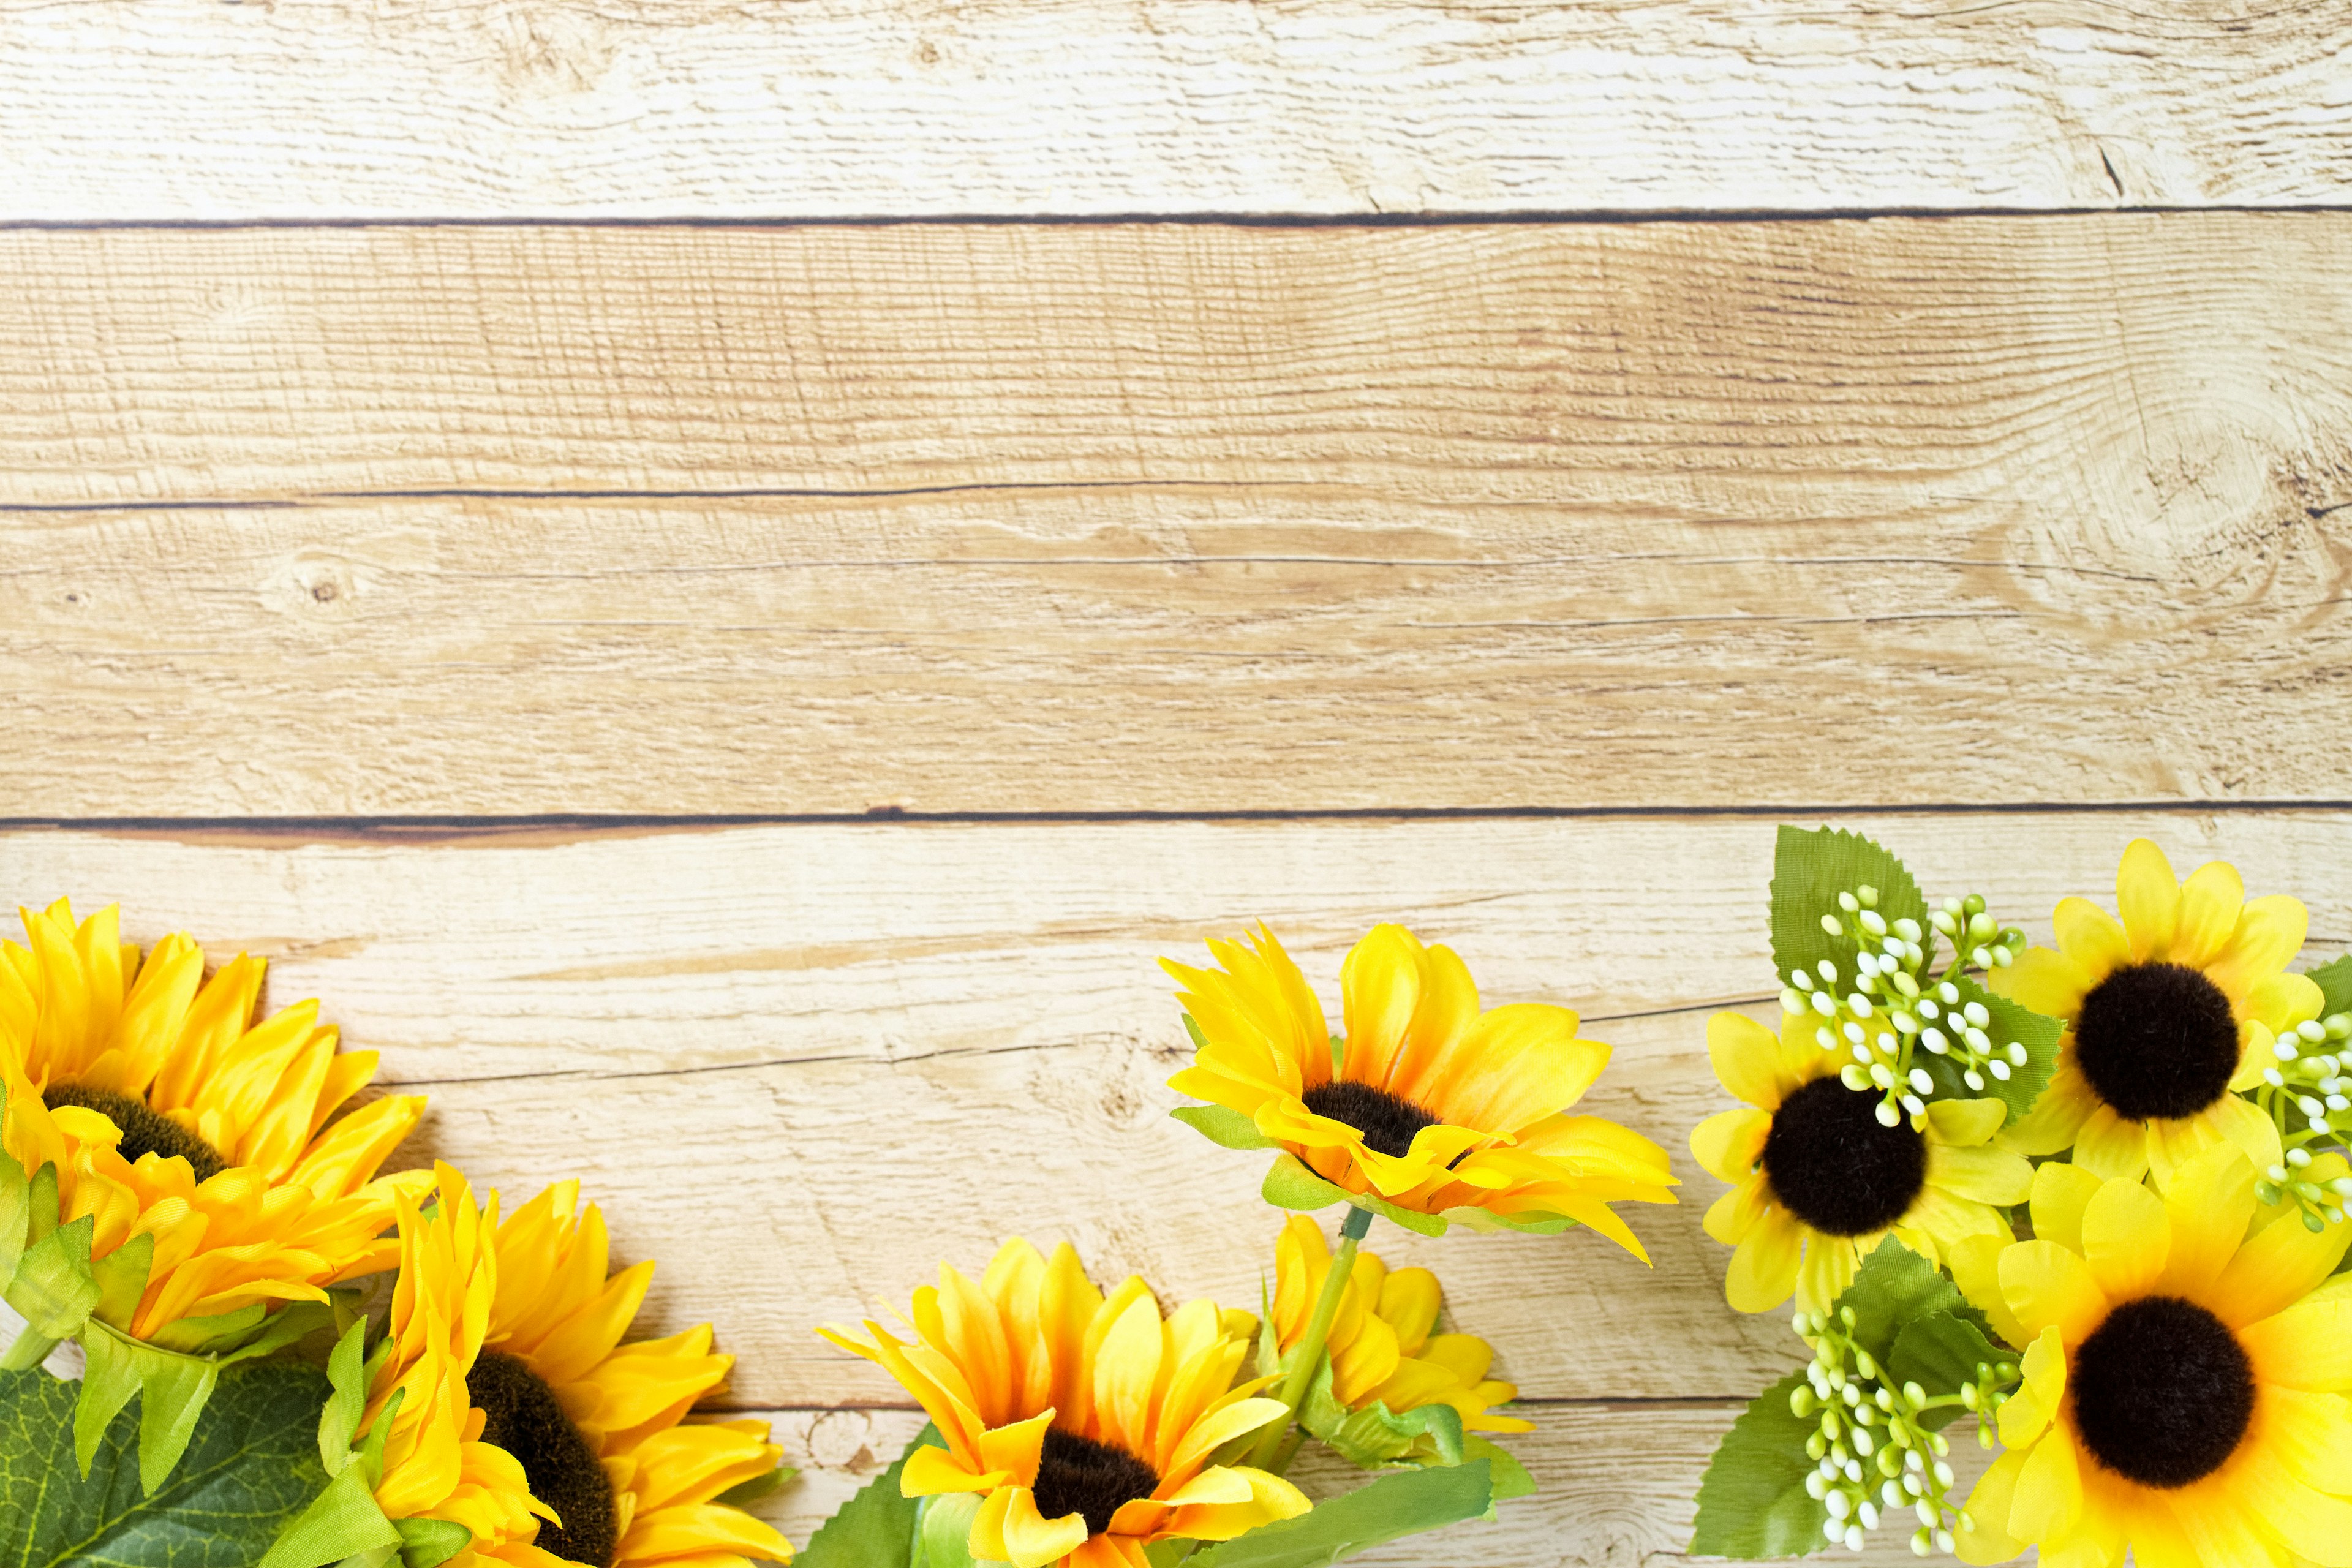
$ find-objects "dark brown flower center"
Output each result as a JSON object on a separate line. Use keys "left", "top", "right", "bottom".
{"left": 1760, "top": 1076, "right": 1926, "bottom": 1237}
{"left": 470, "top": 1351, "right": 618, "bottom": 1567}
{"left": 2074, "top": 962, "right": 2239, "bottom": 1121}
{"left": 1032, "top": 1426, "right": 1159, "bottom": 1537}
{"left": 2071, "top": 1296, "right": 2253, "bottom": 1488}
{"left": 42, "top": 1082, "right": 226, "bottom": 1184}
{"left": 1300, "top": 1080, "right": 1439, "bottom": 1159}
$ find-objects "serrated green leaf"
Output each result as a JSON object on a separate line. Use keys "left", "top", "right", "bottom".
{"left": 1259, "top": 1156, "right": 1445, "bottom": 1238}
{"left": 1768, "top": 826, "right": 1929, "bottom": 994}
{"left": 92, "top": 1231, "right": 155, "bottom": 1329}
{"left": 1172, "top": 1105, "right": 1280, "bottom": 1152}
{"left": 1188, "top": 1460, "right": 1493, "bottom": 1568}
{"left": 796, "top": 1425, "right": 942, "bottom": 1568}
{"left": 0, "top": 1360, "right": 330, "bottom": 1566}
{"left": 1831, "top": 1237, "right": 1973, "bottom": 1366}
{"left": 149, "top": 1303, "right": 269, "bottom": 1356}
{"left": 318, "top": 1322, "right": 371, "bottom": 1479}
{"left": 6, "top": 1212, "right": 100, "bottom": 1342}
{"left": 1433, "top": 1205, "right": 1574, "bottom": 1237}
{"left": 1689, "top": 1371, "right": 1829, "bottom": 1558}
{"left": 256, "top": 1456, "right": 402, "bottom": 1568}
{"left": 1321, "top": 1400, "right": 1466, "bottom": 1471}
{"left": 1887, "top": 1311, "right": 2001, "bottom": 1431}
{"left": 1915, "top": 974, "right": 2062, "bottom": 1126}
{"left": 0, "top": 1144, "right": 29, "bottom": 1277}
{"left": 2309, "top": 956, "right": 2352, "bottom": 1021}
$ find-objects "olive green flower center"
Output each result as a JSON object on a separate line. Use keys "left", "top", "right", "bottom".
{"left": 1033, "top": 1426, "right": 1159, "bottom": 1537}
{"left": 471, "top": 1351, "right": 618, "bottom": 1567}
{"left": 42, "top": 1082, "right": 226, "bottom": 1184}
{"left": 1302, "top": 1080, "right": 1439, "bottom": 1159}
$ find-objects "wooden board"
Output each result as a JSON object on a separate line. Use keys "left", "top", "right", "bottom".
{"left": 5, "top": 216, "right": 2350, "bottom": 816}
{"left": 2, "top": 1, "right": 2347, "bottom": 220}
{"left": 8, "top": 810, "right": 2348, "bottom": 1415}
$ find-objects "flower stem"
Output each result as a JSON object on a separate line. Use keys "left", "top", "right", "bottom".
{"left": 1244, "top": 1204, "right": 1373, "bottom": 1470}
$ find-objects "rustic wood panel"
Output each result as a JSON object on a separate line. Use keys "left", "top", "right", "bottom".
{"left": 6, "top": 217, "right": 2351, "bottom": 815}
{"left": 6, "top": 812, "right": 2348, "bottom": 1411}
{"left": 749, "top": 1401, "right": 1987, "bottom": 1568}
{"left": 1, "top": 1, "right": 2345, "bottom": 219}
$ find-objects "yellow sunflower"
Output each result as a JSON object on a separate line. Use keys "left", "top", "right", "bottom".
{"left": 1991, "top": 840, "right": 2310, "bottom": 1187}
{"left": 1164, "top": 923, "right": 1675, "bottom": 1249}
{"left": 361, "top": 1172, "right": 792, "bottom": 1568}
{"left": 1270, "top": 1215, "right": 1529, "bottom": 1442}
{"left": 1692, "top": 1009, "right": 2031, "bottom": 1313}
{"left": 0, "top": 898, "right": 425, "bottom": 1344}
{"left": 821, "top": 1238, "right": 1309, "bottom": 1568}
{"left": 1951, "top": 1145, "right": 2352, "bottom": 1567}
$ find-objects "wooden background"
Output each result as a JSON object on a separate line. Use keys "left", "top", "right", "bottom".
{"left": 4, "top": 2, "right": 2350, "bottom": 1562}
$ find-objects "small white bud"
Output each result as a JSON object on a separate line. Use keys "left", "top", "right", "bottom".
{"left": 1819, "top": 960, "right": 1839, "bottom": 983}
{"left": 1963, "top": 1069, "right": 1985, "bottom": 1091}
{"left": 1963, "top": 1001, "right": 1989, "bottom": 1028}
{"left": 1875, "top": 1100, "right": 1901, "bottom": 1127}
{"left": 1988, "top": 1058, "right": 2011, "bottom": 1081}
{"left": 1814, "top": 991, "right": 1838, "bottom": 1016}
{"left": 1839, "top": 891, "right": 1861, "bottom": 913}
{"left": 1909, "top": 1068, "right": 1934, "bottom": 1095}
{"left": 1822, "top": 914, "right": 1844, "bottom": 937}
{"left": 1860, "top": 910, "right": 1888, "bottom": 937}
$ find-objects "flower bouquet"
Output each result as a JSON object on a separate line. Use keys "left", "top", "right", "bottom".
{"left": 795, "top": 922, "right": 1678, "bottom": 1568}
{"left": 1691, "top": 828, "right": 2352, "bottom": 1566}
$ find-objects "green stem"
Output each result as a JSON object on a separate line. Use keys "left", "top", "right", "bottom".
{"left": 1265, "top": 1426, "right": 1307, "bottom": 1477}
{"left": 1244, "top": 1204, "right": 1373, "bottom": 1469}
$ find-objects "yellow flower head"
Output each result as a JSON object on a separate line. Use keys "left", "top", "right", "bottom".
{"left": 1691, "top": 1010, "right": 2031, "bottom": 1314}
{"left": 1270, "top": 1215, "right": 1529, "bottom": 1439}
{"left": 1991, "top": 839, "right": 2312, "bottom": 1188}
{"left": 1164, "top": 924, "right": 1676, "bottom": 1251}
{"left": 821, "top": 1240, "right": 1310, "bottom": 1568}
{"left": 368, "top": 1175, "right": 791, "bottom": 1568}
{"left": 1950, "top": 1145, "right": 2352, "bottom": 1568}
{"left": 0, "top": 899, "right": 426, "bottom": 1344}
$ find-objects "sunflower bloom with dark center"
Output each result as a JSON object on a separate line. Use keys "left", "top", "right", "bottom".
{"left": 1992, "top": 840, "right": 2311, "bottom": 1189}
{"left": 1692, "top": 1009, "right": 2032, "bottom": 1313}
{"left": 366, "top": 1170, "right": 793, "bottom": 1568}
{"left": 821, "top": 1240, "right": 1308, "bottom": 1568}
{"left": 1163, "top": 924, "right": 1676, "bottom": 1249}
{"left": 1950, "top": 1144, "right": 2352, "bottom": 1567}
{"left": 0, "top": 898, "right": 427, "bottom": 1348}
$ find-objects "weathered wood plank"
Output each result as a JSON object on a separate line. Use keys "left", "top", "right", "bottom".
{"left": 1, "top": 1, "right": 2345, "bottom": 219}
{"left": 5, "top": 217, "right": 2350, "bottom": 814}
{"left": 6, "top": 813, "right": 2346, "bottom": 1408}
{"left": 748, "top": 1400, "right": 1984, "bottom": 1567}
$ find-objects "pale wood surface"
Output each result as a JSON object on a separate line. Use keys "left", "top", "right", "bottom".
{"left": 6, "top": 217, "right": 2351, "bottom": 816}
{"left": 2, "top": 1, "right": 2348, "bottom": 220}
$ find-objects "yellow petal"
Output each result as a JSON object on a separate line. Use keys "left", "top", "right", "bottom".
{"left": 2255, "top": 1384, "right": 2352, "bottom": 1494}
{"left": 2007, "top": 1424, "right": 2082, "bottom": 1544}
{"left": 1928, "top": 1144, "right": 2033, "bottom": 1207}
{"left": 2242, "top": 1300, "right": 2352, "bottom": 1391}
{"left": 1955, "top": 1447, "right": 2029, "bottom": 1565}
{"left": 1991, "top": 946, "right": 2094, "bottom": 1023}
{"left": 1706, "top": 1012, "right": 1793, "bottom": 1110}
{"left": 1924, "top": 1097, "right": 2007, "bottom": 1148}
{"left": 1792, "top": 1232, "right": 1859, "bottom": 1317}
{"left": 2205, "top": 894, "right": 2306, "bottom": 1004}
{"left": 1703, "top": 1176, "right": 1769, "bottom": 1246}
{"left": 1999, "top": 1240, "right": 2108, "bottom": 1343}
{"left": 1724, "top": 1208, "right": 1801, "bottom": 1314}
{"left": 2051, "top": 898, "right": 2130, "bottom": 984}
{"left": 1338, "top": 924, "right": 1425, "bottom": 1090}
{"left": 2172, "top": 860, "right": 2246, "bottom": 970}
{"left": 2079, "top": 1177, "right": 2167, "bottom": 1302}
{"left": 1997, "top": 1050, "right": 2098, "bottom": 1159}
{"left": 2211, "top": 1199, "right": 2352, "bottom": 1327}
{"left": 2028, "top": 1161, "right": 2105, "bottom": 1256}
{"left": 1999, "top": 1326, "right": 2066, "bottom": 1447}
{"left": 2115, "top": 840, "right": 2180, "bottom": 961}
{"left": 2069, "top": 1105, "right": 2150, "bottom": 1182}
{"left": 1689, "top": 1109, "right": 1769, "bottom": 1184}
{"left": 1948, "top": 1234, "right": 2026, "bottom": 1351}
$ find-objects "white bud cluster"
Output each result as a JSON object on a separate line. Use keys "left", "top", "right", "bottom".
{"left": 2256, "top": 1011, "right": 2352, "bottom": 1231}
{"left": 1787, "top": 1307, "right": 1973, "bottom": 1556}
{"left": 1786, "top": 888, "right": 2029, "bottom": 1128}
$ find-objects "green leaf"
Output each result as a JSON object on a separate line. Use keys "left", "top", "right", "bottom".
{"left": 796, "top": 1425, "right": 943, "bottom": 1568}
{"left": 0, "top": 1360, "right": 330, "bottom": 1566}
{"left": 2309, "top": 956, "right": 2352, "bottom": 1021}
{"left": 1171, "top": 1105, "right": 1279, "bottom": 1152}
{"left": 1319, "top": 1400, "right": 1465, "bottom": 1471}
{"left": 1459, "top": 1438, "right": 1533, "bottom": 1504}
{"left": 1915, "top": 974, "right": 2062, "bottom": 1126}
{"left": 256, "top": 1458, "right": 402, "bottom": 1568}
{"left": 1768, "top": 826, "right": 1929, "bottom": 993}
{"left": 1433, "top": 1205, "right": 1574, "bottom": 1237}
{"left": 1259, "top": 1155, "right": 1446, "bottom": 1238}
{"left": 1831, "top": 1236, "right": 1979, "bottom": 1366}
{"left": 149, "top": 1303, "right": 270, "bottom": 1356}
{"left": 92, "top": 1231, "right": 155, "bottom": 1329}
{"left": 0, "top": 1144, "right": 29, "bottom": 1277}
{"left": 318, "top": 1322, "right": 371, "bottom": 1479}
{"left": 1689, "top": 1371, "right": 1830, "bottom": 1558}
{"left": 911, "top": 1492, "right": 981, "bottom": 1568}
{"left": 394, "top": 1515, "right": 472, "bottom": 1568}
{"left": 6, "top": 1212, "right": 100, "bottom": 1341}
{"left": 1887, "top": 1312, "right": 2002, "bottom": 1432}
{"left": 1188, "top": 1460, "right": 1494, "bottom": 1568}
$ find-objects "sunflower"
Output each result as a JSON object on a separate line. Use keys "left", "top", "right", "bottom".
{"left": 363, "top": 1172, "right": 792, "bottom": 1568}
{"left": 1991, "top": 840, "right": 2310, "bottom": 1187}
{"left": 1950, "top": 1144, "right": 2352, "bottom": 1567}
{"left": 1692, "top": 1009, "right": 2031, "bottom": 1313}
{"left": 0, "top": 898, "right": 426, "bottom": 1344}
{"left": 1270, "top": 1215, "right": 1529, "bottom": 1443}
{"left": 1164, "top": 923, "right": 1675, "bottom": 1249}
{"left": 821, "top": 1239, "right": 1309, "bottom": 1568}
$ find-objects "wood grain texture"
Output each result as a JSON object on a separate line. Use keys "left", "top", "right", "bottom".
{"left": 1, "top": 0, "right": 2346, "bottom": 219}
{"left": 7, "top": 811, "right": 2349, "bottom": 1414}
{"left": 6, "top": 217, "right": 2351, "bottom": 815}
